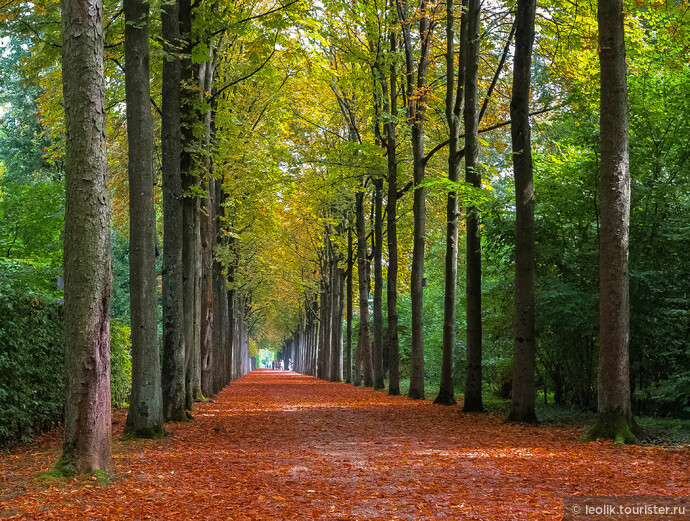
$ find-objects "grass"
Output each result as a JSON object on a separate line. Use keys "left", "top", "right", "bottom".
{"left": 635, "top": 416, "right": 690, "bottom": 446}
{"left": 371, "top": 377, "right": 690, "bottom": 446}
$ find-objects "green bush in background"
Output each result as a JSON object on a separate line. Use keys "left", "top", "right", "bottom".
{"left": 0, "top": 279, "right": 133, "bottom": 447}
{"left": 0, "top": 286, "right": 63, "bottom": 447}
{"left": 110, "top": 320, "right": 132, "bottom": 408}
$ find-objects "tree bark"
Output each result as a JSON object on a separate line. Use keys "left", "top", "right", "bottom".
{"left": 399, "top": 0, "right": 435, "bottom": 400}
{"left": 329, "top": 252, "right": 342, "bottom": 382}
{"left": 179, "top": 0, "right": 202, "bottom": 410}
{"left": 317, "top": 269, "right": 330, "bottom": 380}
{"left": 213, "top": 187, "right": 228, "bottom": 393}
{"left": 587, "top": 0, "right": 636, "bottom": 444}
{"left": 372, "top": 178, "right": 385, "bottom": 390}
{"left": 200, "top": 173, "right": 215, "bottom": 397}
{"left": 161, "top": 0, "right": 187, "bottom": 422}
{"left": 385, "top": 19, "right": 400, "bottom": 396}
{"left": 60, "top": 0, "right": 113, "bottom": 474}
{"left": 346, "top": 224, "right": 353, "bottom": 383}
{"left": 355, "top": 189, "right": 373, "bottom": 387}
{"left": 463, "top": 0, "right": 484, "bottom": 412}
{"left": 124, "top": 0, "right": 165, "bottom": 437}
{"left": 435, "top": 0, "right": 468, "bottom": 406}
{"left": 199, "top": 65, "right": 216, "bottom": 396}
{"left": 507, "top": 0, "right": 538, "bottom": 424}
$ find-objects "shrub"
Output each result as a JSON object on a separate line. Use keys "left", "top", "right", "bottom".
{"left": 0, "top": 287, "right": 63, "bottom": 448}
{"left": 0, "top": 278, "right": 133, "bottom": 447}
{"left": 110, "top": 320, "right": 132, "bottom": 408}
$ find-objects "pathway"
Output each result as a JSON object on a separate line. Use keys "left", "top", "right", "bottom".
{"left": 1, "top": 370, "right": 688, "bottom": 519}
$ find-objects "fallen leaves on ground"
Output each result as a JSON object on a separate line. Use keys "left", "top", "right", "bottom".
{"left": 1, "top": 370, "right": 688, "bottom": 520}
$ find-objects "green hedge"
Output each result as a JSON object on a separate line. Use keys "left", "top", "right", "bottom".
{"left": 0, "top": 286, "right": 133, "bottom": 448}
{"left": 0, "top": 289, "right": 64, "bottom": 447}
{"left": 110, "top": 320, "right": 132, "bottom": 408}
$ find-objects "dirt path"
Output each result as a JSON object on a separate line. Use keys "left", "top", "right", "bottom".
{"left": 1, "top": 369, "right": 688, "bottom": 520}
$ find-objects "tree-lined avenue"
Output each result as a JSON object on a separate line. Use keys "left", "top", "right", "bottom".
{"left": 1, "top": 370, "right": 688, "bottom": 519}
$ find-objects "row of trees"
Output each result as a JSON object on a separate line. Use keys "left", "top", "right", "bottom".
{"left": 2, "top": 0, "right": 276, "bottom": 471}
{"left": 276, "top": 0, "right": 636, "bottom": 441}
{"left": 2, "top": 0, "right": 688, "bottom": 474}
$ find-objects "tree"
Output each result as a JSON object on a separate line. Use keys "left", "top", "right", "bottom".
{"left": 398, "top": 0, "right": 439, "bottom": 400}
{"left": 434, "top": 0, "right": 468, "bottom": 406}
{"left": 0, "top": 38, "right": 56, "bottom": 183}
{"left": 384, "top": 15, "right": 401, "bottom": 397}
{"left": 586, "top": 0, "right": 636, "bottom": 444}
{"left": 123, "top": 0, "right": 165, "bottom": 437}
{"left": 507, "top": 0, "right": 537, "bottom": 423}
{"left": 462, "top": 0, "right": 483, "bottom": 412}
{"left": 161, "top": 0, "right": 188, "bottom": 423}
{"left": 60, "top": 0, "right": 113, "bottom": 474}
{"left": 355, "top": 187, "right": 373, "bottom": 387}
{"left": 345, "top": 224, "right": 354, "bottom": 383}
{"left": 179, "top": 0, "right": 203, "bottom": 410}
{"left": 372, "top": 177, "right": 385, "bottom": 390}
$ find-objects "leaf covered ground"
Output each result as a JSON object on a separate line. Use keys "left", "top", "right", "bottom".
{"left": 1, "top": 369, "right": 688, "bottom": 520}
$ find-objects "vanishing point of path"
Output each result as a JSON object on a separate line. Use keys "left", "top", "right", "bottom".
{"left": 1, "top": 370, "right": 688, "bottom": 520}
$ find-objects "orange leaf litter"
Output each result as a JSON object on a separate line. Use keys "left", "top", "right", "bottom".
{"left": 1, "top": 369, "right": 688, "bottom": 520}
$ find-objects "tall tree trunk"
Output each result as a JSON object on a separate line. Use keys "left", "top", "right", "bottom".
{"left": 233, "top": 292, "right": 243, "bottom": 380}
{"left": 160, "top": 0, "right": 187, "bottom": 423}
{"left": 435, "top": 0, "right": 468, "bottom": 406}
{"left": 124, "top": 0, "right": 164, "bottom": 437}
{"left": 200, "top": 173, "right": 215, "bottom": 397}
{"left": 462, "top": 0, "right": 484, "bottom": 412}
{"left": 507, "top": 0, "right": 538, "bottom": 424}
{"left": 399, "top": 0, "right": 435, "bottom": 400}
{"left": 317, "top": 271, "right": 329, "bottom": 380}
{"left": 199, "top": 70, "right": 216, "bottom": 396}
{"left": 356, "top": 189, "right": 373, "bottom": 387}
{"left": 336, "top": 269, "right": 346, "bottom": 380}
{"left": 179, "top": 0, "right": 201, "bottom": 410}
{"left": 60, "top": 0, "right": 112, "bottom": 473}
{"left": 372, "top": 178, "right": 385, "bottom": 390}
{"left": 346, "top": 225, "right": 353, "bottom": 383}
{"left": 329, "top": 257, "right": 341, "bottom": 381}
{"left": 408, "top": 124, "right": 426, "bottom": 400}
{"left": 385, "top": 21, "right": 400, "bottom": 396}
{"left": 587, "top": 0, "right": 636, "bottom": 444}
{"left": 309, "top": 301, "right": 318, "bottom": 376}
{"left": 213, "top": 187, "right": 228, "bottom": 393}
{"left": 193, "top": 209, "right": 202, "bottom": 395}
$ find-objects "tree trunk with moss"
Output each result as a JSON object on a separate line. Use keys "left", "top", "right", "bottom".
{"left": 60, "top": 0, "right": 113, "bottom": 474}
{"left": 587, "top": 0, "right": 636, "bottom": 444}
{"left": 124, "top": 0, "right": 165, "bottom": 438}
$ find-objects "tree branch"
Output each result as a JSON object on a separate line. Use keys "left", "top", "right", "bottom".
{"left": 423, "top": 20, "right": 516, "bottom": 167}
{"left": 235, "top": 0, "right": 300, "bottom": 25}
{"left": 422, "top": 105, "right": 558, "bottom": 165}
{"left": 478, "top": 19, "right": 516, "bottom": 123}
{"left": 213, "top": 36, "right": 278, "bottom": 99}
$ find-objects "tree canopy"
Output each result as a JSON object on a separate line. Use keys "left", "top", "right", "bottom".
{"left": 1, "top": 0, "right": 689, "bottom": 458}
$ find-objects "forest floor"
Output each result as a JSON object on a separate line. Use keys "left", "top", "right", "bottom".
{"left": 1, "top": 370, "right": 688, "bottom": 520}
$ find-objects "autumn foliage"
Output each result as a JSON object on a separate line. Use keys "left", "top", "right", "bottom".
{"left": 1, "top": 370, "right": 688, "bottom": 520}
